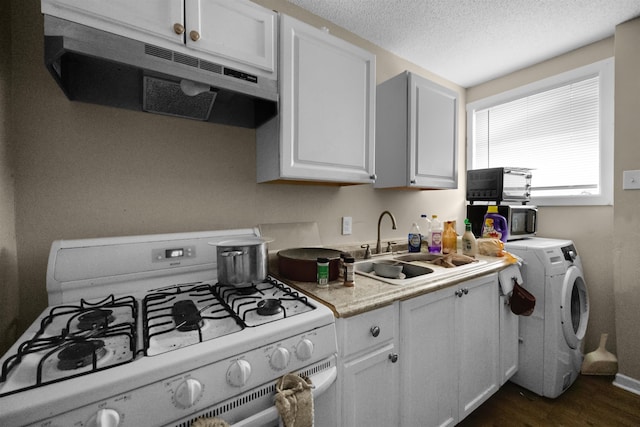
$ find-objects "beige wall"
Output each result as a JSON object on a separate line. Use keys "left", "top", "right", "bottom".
{"left": 0, "top": 0, "right": 19, "bottom": 355}
{"left": 4, "top": 1, "right": 469, "bottom": 343}
{"left": 613, "top": 18, "right": 640, "bottom": 382}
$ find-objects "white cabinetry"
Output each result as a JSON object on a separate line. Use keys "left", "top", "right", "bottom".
{"left": 336, "top": 304, "right": 399, "bottom": 426}
{"left": 257, "top": 15, "right": 376, "bottom": 184}
{"left": 399, "top": 274, "right": 499, "bottom": 426}
{"left": 41, "top": 0, "right": 277, "bottom": 76}
{"left": 500, "top": 292, "right": 520, "bottom": 385}
{"left": 375, "top": 71, "right": 458, "bottom": 189}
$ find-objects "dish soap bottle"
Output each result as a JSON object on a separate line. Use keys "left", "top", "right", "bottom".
{"left": 481, "top": 206, "right": 509, "bottom": 242}
{"left": 408, "top": 222, "right": 421, "bottom": 253}
{"left": 428, "top": 215, "right": 442, "bottom": 254}
{"left": 442, "top": 221, "right": 457, "bottom": 254}
{"left": 462, "top": 219, "right": 478, "bottom": 257}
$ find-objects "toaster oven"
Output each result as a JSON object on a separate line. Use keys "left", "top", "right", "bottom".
{"left": 466, "top": 167, "right": 532, "bottom": 203}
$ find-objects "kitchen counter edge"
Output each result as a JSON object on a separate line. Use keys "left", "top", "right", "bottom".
{"left": 271, "top": 255, "right": 513, "bottom": 318}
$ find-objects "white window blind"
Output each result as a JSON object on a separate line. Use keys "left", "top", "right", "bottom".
{"left": 467, "top": 59, "right": 613, "bottom": 206}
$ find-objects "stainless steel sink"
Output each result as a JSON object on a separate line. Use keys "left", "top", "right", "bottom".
{"left": 354, "top": 252, "right": 487, "bottom": 285}
{"left": 355, "top": 260, "right": 434, "bottom": 279}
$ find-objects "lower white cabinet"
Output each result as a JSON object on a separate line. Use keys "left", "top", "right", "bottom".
{"left": 399, "top": 273, "right": 500, "bottom": 426}
{"left": 335, "top": 273, "right": 504, "bottom": 427}
{"left": 500, "top": 293, "right": 519, "bottom": 384}
{"left": 336, "top": 304, "right": 399, "bottom": 427}
{"left": 342, "top": 343, "right": 399, "bottom": 426}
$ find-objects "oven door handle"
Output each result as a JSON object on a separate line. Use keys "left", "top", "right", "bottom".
{"left": 230, "top": 366, "right": 337, "bottom": 427}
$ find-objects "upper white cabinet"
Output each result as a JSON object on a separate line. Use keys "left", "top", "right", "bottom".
{"left": 375, "top": 71, "right": 458, "bottom": 189}
{"left": 185, "top": 0, "right": 276, "bottom": 73}
{"left": 41, "top": 0, "right": 277, "bottom": 75}
{"left": 257, "top": 15, "right": 376, "bottom": 184}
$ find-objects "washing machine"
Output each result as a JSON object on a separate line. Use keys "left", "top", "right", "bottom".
{"left": 504, "top": 237, "right": 590, "bottom": 398}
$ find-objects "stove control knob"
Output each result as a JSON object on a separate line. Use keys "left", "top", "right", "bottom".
{"left": 86, "top": 408, "right": 121, "bottom": 427}
{"left": 227, "top": 359, "right": 252, "bottom": 387}
{"left": 270, "top": 347, "right": 291, "bottom": 370}
{"left": 174, "top": 378, "right": 203, "bottom": 409}
{"left": 296, "top": 339, "right": 314, "bottom": 361}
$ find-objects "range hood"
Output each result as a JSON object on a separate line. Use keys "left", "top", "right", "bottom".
{"left": 43, "top": 16, "right": 278, "bottom": 128}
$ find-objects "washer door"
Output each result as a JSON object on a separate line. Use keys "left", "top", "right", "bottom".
{"left": 561, "top": 266, "right": 589, "bottom": 349}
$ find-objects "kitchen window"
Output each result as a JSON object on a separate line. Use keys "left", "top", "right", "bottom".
{"left": 466, "top": 58, "right": 614, "bottom": 206}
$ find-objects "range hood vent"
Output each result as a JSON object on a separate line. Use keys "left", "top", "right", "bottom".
{"left": 44, "top": 16, "right": 278, "bottom": 128}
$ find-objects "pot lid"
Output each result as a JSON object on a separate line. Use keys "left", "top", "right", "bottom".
{"left": 209, "top": 236, "right": 274, "bottom": 246}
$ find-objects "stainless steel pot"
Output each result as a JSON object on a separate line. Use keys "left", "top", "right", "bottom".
{"left": 215, "top": 237, "right": 271, "bottom": 287}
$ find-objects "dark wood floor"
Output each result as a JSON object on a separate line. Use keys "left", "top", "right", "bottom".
{"left": 457, "top": 375, "right": 640, "bottom": 426}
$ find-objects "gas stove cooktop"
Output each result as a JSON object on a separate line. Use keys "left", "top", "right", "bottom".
{"left": 0, "top": 276, "right": 317, "bottom": 397}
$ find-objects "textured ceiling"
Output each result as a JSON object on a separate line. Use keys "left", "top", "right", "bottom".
{"left": 286, "top": 0, "right": 640, "bottom": 87}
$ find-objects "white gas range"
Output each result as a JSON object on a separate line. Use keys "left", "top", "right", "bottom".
{"left": 0, "top": 228, "right": 338, "bottom": 427}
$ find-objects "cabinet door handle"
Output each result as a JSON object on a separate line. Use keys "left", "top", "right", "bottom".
{"left": 388, "top": 353, "right": 399, "bottom": 363}
{"left": 369, "top": 174, "right": 377, "bottom": 181}
{"left": 173, "top": 23, "right": 185, "bottom": 35}
{"left": 370, "top": 326, "right": 380, "bottom": 337}
{"left": 190, "top": 30, "right": 201, "bottom": 42}
{"left": 463, "top": 288, "right": 469, "bottom": 295}
{"left": 455, "top": 289, "right": 464, "bottom": 298}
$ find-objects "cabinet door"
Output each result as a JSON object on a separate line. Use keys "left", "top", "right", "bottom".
{"left": 457, "top": 275, "right": 500, "bottom": 421}
{"left": 400, "top": 287, "right": 457, "bottom": 427}
{"left": 499, "top": 294, "right": 519, "bottom": 385}
{"left": 279, "top": 15, "right": 375, "bottom": 183}
{"left": 408, "top": 73, "right": 458, "bottom": 189}
{"left": 342, "top": 343, "right": 399, "bottom": 427}
{"left": 42, "top": 0, "right": 184, "bottom": 45}
{"left": 185, "top": 0, "right": 277, "bottom": 72}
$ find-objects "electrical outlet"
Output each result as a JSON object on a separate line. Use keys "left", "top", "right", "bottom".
{"left": 623, "top": 170, "right": 640, "bottom": 190}
{"left": 342, "top": 216, "right": 353, "bottom": 235}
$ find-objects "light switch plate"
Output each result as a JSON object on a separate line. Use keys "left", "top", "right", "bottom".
{"left": 342, "top": 216, "right": 352, "bottom": 235}
{"left": 623, "top": 170, "right": 640, "bottom": 190}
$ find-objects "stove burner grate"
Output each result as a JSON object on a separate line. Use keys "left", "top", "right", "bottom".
{"left": 215, "top": 277, "right": 317, "bottom": 326}
{"left": 143, "top": 282, "right": 243, "bottom": 355}
{"left": 0, "top": 321, "right": 136, "bottom": 397}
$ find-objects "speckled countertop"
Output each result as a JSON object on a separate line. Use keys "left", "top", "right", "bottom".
{"left": 269, "top": 252, "right": 513, "bottom": 318}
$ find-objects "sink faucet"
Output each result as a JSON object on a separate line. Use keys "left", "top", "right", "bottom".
{"left": 376, "top": 210, "right": 397, "bottom": 254}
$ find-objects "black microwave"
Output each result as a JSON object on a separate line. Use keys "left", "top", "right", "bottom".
{"left": 466, "top": 204, "right": 537, "bottom": 241}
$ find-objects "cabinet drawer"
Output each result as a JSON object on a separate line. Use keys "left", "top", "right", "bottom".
{"left": 339, "top": 304, "right": 397, "bottom": 357}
